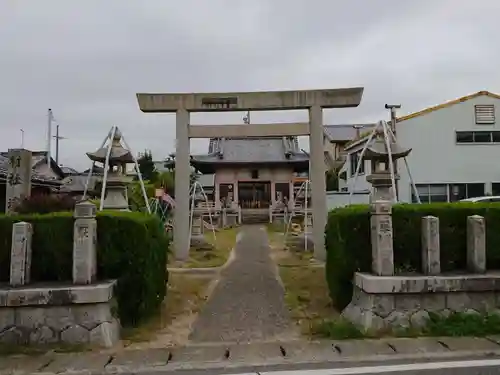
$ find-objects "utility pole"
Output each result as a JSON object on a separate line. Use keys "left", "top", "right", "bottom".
{"left": 20, "top": 129, "right": 24, "bottom": 148}
{"left": 47, "top": 109, "right": 53, "bottom": 167}
{"left": 52, "top": 124, "right": 67, "bottom": 165}
{"left": 385, "top": 104, "right": 402, "bottom": 200}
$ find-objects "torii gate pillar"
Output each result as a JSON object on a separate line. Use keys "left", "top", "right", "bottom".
{"left": 137, "top": 88, "right": 364, "bottom": 261}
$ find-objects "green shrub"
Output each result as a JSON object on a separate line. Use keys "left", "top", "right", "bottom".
{"left": 0, "top": 211, "right": 170, "bottom": 327}
{"left": 326, "top": 202, "right": 500, "bottom": 310}
{"left": 14, "top": 194, "right": 76, "bottom": 214}
{"left": 128, "top": 182, "right": 155, "bottom": 212}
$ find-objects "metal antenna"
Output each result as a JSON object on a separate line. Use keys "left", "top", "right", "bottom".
{"left": 20, "top": 129, "right": 24, "bottom": 148}
{"left": 385, "top": 104, "right": 401, "bottom": 134}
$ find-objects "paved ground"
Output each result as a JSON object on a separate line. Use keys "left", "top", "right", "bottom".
{"left": 188, "top": 225, "right": 294, "bottom": 343}
{"left": 3, "top": 337, "right": 500, "bottom": 374}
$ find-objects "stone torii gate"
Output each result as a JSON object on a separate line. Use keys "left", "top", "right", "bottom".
{"left": 136, "top": 88, "right": 364, "bottom": 261}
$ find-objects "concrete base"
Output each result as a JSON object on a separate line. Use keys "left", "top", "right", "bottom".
{"left": 342, "top": 272, "right": 500, "bottom": 332}
{"left": 0, "top": 281, "right": 119, "bottom": 347}
{"left": 223, "top": 213, "right": 239, "bottom": 227}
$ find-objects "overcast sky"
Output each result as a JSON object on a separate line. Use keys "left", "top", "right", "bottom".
{"left": 1, "top": 0, "right": 499, "bottom": 171}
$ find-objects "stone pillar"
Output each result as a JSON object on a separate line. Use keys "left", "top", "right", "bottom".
{"left": 221, "top": 208, "right": 227, "bottom": 228}
{"left": 271, "top": 182, "right": 276, "bottom": 206}
{"left": 467, "top": 215, "right": 486, "bottom": 273}
{"left": 370, "top": 200, "right": 394, "bottom": 276}
{"left": 421, "top": 216, "right": 440, "bottom": 275}
{"left": 309, "top": 105, "right": 327, "bottom": 261}
{"left": 10, "top": 221, "right": 33, "bottom": 287}
{"left": 174, "top": 109, "right": 191, "bottom": 260}
{"left": 73, "top": 201, "right": 98, "bottom": 285}
{"left": 233, "top": 182, "right": 238, "bottom": 204}
{"left": 191, "top": 212, "right": 202, "bottom": 236}
{"left": 5, "top": 149, "right": 32, "bottom": 214}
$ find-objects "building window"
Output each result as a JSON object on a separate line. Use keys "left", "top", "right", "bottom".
{"left": 412, "top": 183, "right": 485, "bottom": 203}
{"left": 475, "top": 104, "right": 495, "bottom": 124}
{"left": 349, "top": 152, "right": 365, "bottom": 176}
{"left": 413, "top": 184, "right": 448, "bottom": 203}
{"left": 456, "top": 131, "right": 500, "bottom": 143}
{"left": 251, "top": 169, "right": 259, "bottom": 179}
{"left": 492, "top": 183, "right": 500, "bottom": 196}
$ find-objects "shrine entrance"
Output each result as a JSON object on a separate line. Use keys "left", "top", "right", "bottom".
{"left": 238, "top": 181, "right": 271, "bottom": 209}
{"left": 136, "top": 88, "right": 364, "bottom": 261}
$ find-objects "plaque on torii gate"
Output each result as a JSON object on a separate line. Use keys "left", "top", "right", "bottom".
{"left": 136, "top": 88, "right": 364, "bottom": 261}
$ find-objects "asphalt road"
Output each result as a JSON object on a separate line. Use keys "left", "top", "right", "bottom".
{"left": 159, "top": 358, "right": 500, "bottom": 375}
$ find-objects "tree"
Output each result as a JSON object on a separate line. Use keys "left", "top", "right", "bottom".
{"left": 137, "top": 149, "right": 158, "bottom": 183}
{"left": 158, "top": 154, "right": 199, "bottom": 197}
{"left": 325, "top": 170, "right": 339, "bottom": 191}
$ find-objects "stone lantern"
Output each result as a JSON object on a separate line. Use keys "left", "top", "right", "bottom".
{"left": 86, "top": 128, "right": 134, "bottom": 211}
{"left": 364, "top": 129, "right": 412, "bottom": 202}
{"left": 190, "top": 191, "right": 214, "bottom": 250}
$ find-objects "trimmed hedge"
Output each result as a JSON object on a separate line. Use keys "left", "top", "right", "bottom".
{"left": 326, "top": 203, "right": 500, "bottom": 311}
{"left": 0, "top": 211, "right": 170, "bottom": 327}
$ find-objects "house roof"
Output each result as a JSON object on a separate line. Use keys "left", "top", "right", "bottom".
{"left": 60, "top": 174, "right": 99, "bottom": 193}
{"left": 344, "top": 90, "right": 500, "bottom": 151}
{"left": 0, "top": 154, "right": 61, "bottom": 186}
{"left": 396, "top": 90, "right": 500, "bottom": 123}
{"left": 60, "top": 166, "right": 80, "bottom": 175}
{"left": 324, "top": 124, "right": 376, "bottom": 142}
{"left": 187, "top": 136, "right": 309, "bottom": 173}
{"left": 0, "top": 150, "right": 65, "bottom": 179}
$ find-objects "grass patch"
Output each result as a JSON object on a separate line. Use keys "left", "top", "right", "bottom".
{"left": 122, "top": 273, "right": 211, "bottom": 343}
{"left": 169, "top": 227, "right": 238, "bottom": 268}
{"left": 278, "top": 256, "right": 337, "bottom": 336}
{"left": 308, "top": 311, "right": 500, "bottom": 340}
{"left": 309, "top": 319, "right": 365, "bottom": 340}
{"left": 423, "top": 311, "right": 500, "bottom": 337}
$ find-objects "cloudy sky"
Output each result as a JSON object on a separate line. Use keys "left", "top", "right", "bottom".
{"left": 1, "top": 0, "right": 499, "bottom": 171}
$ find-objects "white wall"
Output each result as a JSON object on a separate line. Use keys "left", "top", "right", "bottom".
{"left": 344, "top": 94, "right": 500, "bottom": 202}
{"left": 327, "top": 191, "right": 370, "bottom": 210}
{"left": 397, "top": 95, "right": 500, "bottom": 202}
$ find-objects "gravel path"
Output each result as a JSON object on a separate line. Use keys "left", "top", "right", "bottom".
{"left": 189, "top": 225, "right": 294, "bottom": 343}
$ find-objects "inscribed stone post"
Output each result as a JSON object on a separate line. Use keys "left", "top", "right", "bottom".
{"left": 467, "top": 215, "right": 486, "bottom": 273}
{"left": 73, "top": 201, "right": 98, "bottom": 284}
{"left": 9, "top": 221, "right": 33, "bottom": 286}
{"left": 5, "top": 149, "right": 32, "bottom": 214}
{"left": 370, "top": 200, "right": 394, "bottom": 276}
{"left": 421, "top": 216, "right": 441, "bottom": 275}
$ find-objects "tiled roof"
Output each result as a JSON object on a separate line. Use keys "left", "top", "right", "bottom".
{"left": 197, "top": 136, "right": 308, "bottom": 164}
{"left": 396, "top": 90, "right": 500, "bottom": 123}
{"left": 324, "top": 124, "right": 376, "bottom": 142}
{"left": 60, "top": 174, "right": 99, "bottom": 193}
{"left": 60, "top": 166, "right": 79, "bottom": 175}
{"left": 0, "top": 152, "right": 61, "bottom": 185}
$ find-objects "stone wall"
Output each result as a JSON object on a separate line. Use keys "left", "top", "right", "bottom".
{"left": 0, "top": 283, "right": 118, "bottom": 346}
{"left": 341, "top": 199, "right": 500, "bottom": 332}
{"left": 0, "top": 201, "right": 120, "bottom": 347}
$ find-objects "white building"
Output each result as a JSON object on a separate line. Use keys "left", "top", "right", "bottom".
{"left": 343, "top": 90, "right": 500, "bottom": 203}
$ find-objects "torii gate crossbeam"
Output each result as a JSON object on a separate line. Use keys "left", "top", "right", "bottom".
{"left": 136, "top": 88, "right": 364, "bottom": 261}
